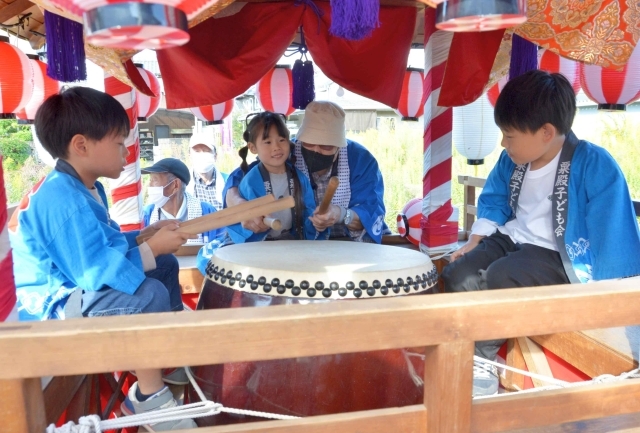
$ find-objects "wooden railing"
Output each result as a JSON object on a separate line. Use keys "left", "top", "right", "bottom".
{"left": 2, "top": 279, "right": 640, "bottom": 432}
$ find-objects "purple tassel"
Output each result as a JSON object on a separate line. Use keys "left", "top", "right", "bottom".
{"left": 509, "top": 34, "right": 538, "bottom": 81}
{"left": 292, "top": 59, "right": 315, "bottom": 110}
{"left": 329, "top": 0, "right": 379, "bottom": 41}
{"left": 44, "top": 10, "right": 87, "bottom": 82}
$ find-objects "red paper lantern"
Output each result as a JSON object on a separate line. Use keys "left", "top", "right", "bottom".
{"left": 0, "top": 37, "right": 33, "bottom": 119}
{"left": 135, "top": 65, "right": 161, "bottom": 121}
{"left": 395, "top": 68, "right": 425, "bottom": 121}
{"left": 15, "top": 56, "right": 60, "bottom": 124}
{"left": 487, "top": 76, "right": 508, "bottom": 107}
{"left": 397, "top": 198, "right": 422, "bottom": 246}
{"left": 538, "top": 49, "right": 580, "bottom": 95}
{"left": 436, "top": 0, "right": 527, "bottom": 32}
{"left": 256, "top": 65, "right": 295, "bottom": 116}
{"left": 580, "top": 46, "right": 640, "bottom": 111}
{"left": 190, "top": 100, "right": 234, "bottom": 125}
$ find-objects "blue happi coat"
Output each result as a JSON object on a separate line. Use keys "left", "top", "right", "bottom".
{"left": 479, "top": 138, "right": 640, "bottom": 282}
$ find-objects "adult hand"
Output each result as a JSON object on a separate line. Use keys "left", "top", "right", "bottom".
{"left": 138, "top": 219, "right": 180, "bottom": 241}
{"left": 241, "top": 217, "right": 270, "bottom": 234}
{"left": 309, "top": 204, "right": 341, "bottom": 231}
{"left": 449, "top": 234, "right": 484, "bottom": 263}
{"left": 146, "top": 223, "right": 197, "bottom": 256}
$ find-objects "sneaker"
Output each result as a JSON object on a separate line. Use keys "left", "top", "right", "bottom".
{"left": 472, "top": 361, "right": 499, "bottom": 397}
{"left": 121, "top": 382, "right": 197, "bottom": 431}
{"left": 162, "top": 367, "right": 189, "bottom": 386}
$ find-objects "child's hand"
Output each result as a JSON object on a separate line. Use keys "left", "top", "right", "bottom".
{"left": 241, "top": 217, "right": 270, "bottom": 233}
{"left": 309, "top": 204, "right": 341, "bottom": 231}
{"left": 449, "top": 234, "right": 484, "bottom": 263}
{"left": 146, "top": 223, "right": 197, "bottom": 256}
{"left": 139, "top": 219, "right": 180, "bottom": 241}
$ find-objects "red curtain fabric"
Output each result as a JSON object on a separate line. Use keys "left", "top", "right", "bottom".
{"left": 157, "top": 1, "right": 416, "bottom": 109}
{"left": 438, "top": 29, "right": 505, "bottom": 107}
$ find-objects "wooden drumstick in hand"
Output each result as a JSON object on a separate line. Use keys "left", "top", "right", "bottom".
{"left": 263, "top": 217, "right": 282, "bottom": 231}
{"left": 317, "top": 176, "right": 340, "bottom": 215}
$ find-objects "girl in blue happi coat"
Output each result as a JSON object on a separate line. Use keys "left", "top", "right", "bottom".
{"left": 229, "top": 112, "right": 321, "bottom": 243}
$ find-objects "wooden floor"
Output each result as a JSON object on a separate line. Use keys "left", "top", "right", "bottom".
{"left": 506, "top": 411, "right": 640, "bottom": 433}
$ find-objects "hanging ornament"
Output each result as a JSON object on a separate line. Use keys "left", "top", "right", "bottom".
{"left": 291, "top": 28, "right": 315, "bottom": 110}
{"left": 47, "top": 0, "right": 191, "bottom": 50}
{"left": 330, "top": 0, "right": 379, "bottom": 40}
{"left": 580, "top": 45, "right": 640, "bottom": 111}
{"left": 44, "top": 11, "right": 87, "bottom": 82}
{"left": 509, "top": 34, "right": 538, "bottom": 81}
{"left": 0, "top": 37, "right": 34, "bottom": 119}
{"left": 487, "top": 76, "right": 508, "bottom": 107}
{"left": 395, "top": 68, "right": 425, "bottom": 121}
{"left": 397, "top": 198, "right": 422, "bottom": 247}
{"left": 16, "top": 55, "right": 61, "bottom": 124}
{"left": 538, "top": 49, "right": 581, "bottom": 94}
{"left": 453, "top": 94, "right": 500, "bottom": 165}
{"left": 135, "top": 64, "right": 161, "bottom": 121}
{"left": 190, "top": 100, "right": 235, "bottom": 125}
{"left": 436, "top": 0, "right": 527, "bottom": 32}
{"left": 256, "top": 65, "right": 295, "bottom": 116}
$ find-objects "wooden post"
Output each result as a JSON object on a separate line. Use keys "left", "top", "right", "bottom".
{"left": 0, "top": 378, "right": 46, "bottom": 433}
{"left": 424, "top": 341, "right": 474, "bottom": 433}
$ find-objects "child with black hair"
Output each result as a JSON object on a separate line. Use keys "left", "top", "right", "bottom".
{"left": 9, "top": 87, "right": 197, "bottom": 430}
{"left": 229, "top": 111, "right": 321, "bottom": 242}
{"left": 442, "top": 69, "right": 640, "bottom": 397}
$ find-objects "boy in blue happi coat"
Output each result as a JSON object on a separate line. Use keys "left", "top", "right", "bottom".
{"left": 9, "top": 87, "right": 197, "bottom": 430}
{"left": 442, "top": 70, "right": 640, "bottom": 397}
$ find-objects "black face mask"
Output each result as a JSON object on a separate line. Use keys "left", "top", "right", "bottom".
{"left": 301, "top": 146, "right": 336, "bottom": 173}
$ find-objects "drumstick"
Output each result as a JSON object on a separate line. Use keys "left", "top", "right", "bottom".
{"left": 180, "top": 196, "right": 294, "bottom": 236}
{"left": 317, "top": 176, "right": 340, "bottom": 214}
{"left": 262, "top": 217, "right": 282, "bottom": 231}
{"left": 136, "top": 195, "right": 276, "bottom": 244}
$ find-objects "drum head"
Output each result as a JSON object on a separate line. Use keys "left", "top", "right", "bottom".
{"left": 204, "top": 241, "right": 437, "bottom": 299}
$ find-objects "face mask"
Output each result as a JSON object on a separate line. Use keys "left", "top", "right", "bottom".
{"left": 147, "top": 180, "right": 175, "bottom": 208}
{"left": 301, "top": 146, "right": 336, "bottom": 173}
{"left": 191, "top": 151, "right": 216, "bottom": 174}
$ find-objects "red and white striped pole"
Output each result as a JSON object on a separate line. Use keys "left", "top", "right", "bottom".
{"left": 104, "top": 75, "right": 144, "bottom": 231}
{"left": 421, "top": 7, "right": 459, "bottom": 254}
{"left": 0, "top": 156, "right": 17, "bottom": 321}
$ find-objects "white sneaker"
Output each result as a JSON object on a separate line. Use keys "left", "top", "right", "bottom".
{"left": 121, "top": 382, "right": 197, "bottom": 431}
{"left": 472, "top": 361, "right": 499, "bottom": 397}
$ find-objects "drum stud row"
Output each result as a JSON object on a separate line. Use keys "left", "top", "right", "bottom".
{"left": 204, "top": 262, "right": 439, "bottom": 299}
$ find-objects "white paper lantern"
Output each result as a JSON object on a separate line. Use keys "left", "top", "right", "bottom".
{"left": 453, "top": 93, "right": 499, "bottom": 165}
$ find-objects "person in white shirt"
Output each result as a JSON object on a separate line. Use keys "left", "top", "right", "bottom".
{"left": 186, "top": 133, "right": 228, "bottom": 210}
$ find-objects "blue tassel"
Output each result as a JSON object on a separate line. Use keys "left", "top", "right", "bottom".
{"left": 329, "top": 0, "right": 379, "bottom": 41}
{"left": 509, "top": 34, "right": 538, "bottom": 81}
{"left": 44, "top": 11, "right": 87, "bottom": 82}
{"left": 292, "top": 59, "right": 315, "bottom": 110}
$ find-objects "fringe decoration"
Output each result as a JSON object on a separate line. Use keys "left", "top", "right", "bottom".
{"left": 44, "top": 11, "right": 87, "bottom": 82}
{"left": 509, "top": 34, "right": 538, "bottom": 81}
{"left": 329, "top": 0, "right": 379, "bottom": 41}
{"left": 292, "top": 59, "right": 315, "bottom": 110}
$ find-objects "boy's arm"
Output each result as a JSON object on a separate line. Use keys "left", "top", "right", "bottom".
{"left": 477, "top": 150, "right": 514, "bottom": 226}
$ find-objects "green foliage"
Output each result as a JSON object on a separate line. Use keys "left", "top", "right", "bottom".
{"left": 0, "top": 120, "right": 32, "bottom": 166}
{"left": 3, "top": 156, "right": 51, "bottom": 204}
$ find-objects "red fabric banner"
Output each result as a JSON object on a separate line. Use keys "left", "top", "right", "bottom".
{"left": 438, "top": 29, "right": 505, "bottom": 107}
{"left": 157, "top": 1, "right": 416, "bottom": 109}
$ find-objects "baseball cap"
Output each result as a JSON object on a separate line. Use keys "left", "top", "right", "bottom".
{"left": 141, "top": 158, "right": 191, "bottom": 185}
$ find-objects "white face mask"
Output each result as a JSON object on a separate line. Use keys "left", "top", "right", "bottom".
{"left": 147, "top": 180, "right": 175, "bottom": 208}
{"left": 191, "top": 151, "right": 216, "bottom": 174}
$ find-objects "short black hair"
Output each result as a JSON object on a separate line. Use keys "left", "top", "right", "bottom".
{"left": 494, "top": 70, "right": 576, "bottom": 135}
{"left": 34, "top": 86, "right": 130, "bottom": 159}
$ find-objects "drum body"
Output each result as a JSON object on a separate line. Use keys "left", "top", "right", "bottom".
{"left": 190, "top": 241, "right": 438, "bottom": 426}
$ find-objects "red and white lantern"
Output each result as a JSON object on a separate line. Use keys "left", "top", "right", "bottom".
{"left": 435, "top": 0, "right": 527, "bottom": 32}
{"left": 487, "top": 76, "right": 508, "bottom": 107}
{"left": 538, "top": 49, "right": 580, "bottom": 94}
{"left": 0, "top": 36, "right": 33, "bottom": 119}
{"left": 580, "top": 45, "right": 640, "bottom": 111}
{"left": 190, "top": 100, "right": 234, "bottom": 125}
{"left": 396, "top": 68, "right": 425, "bottom": 121}
{"left": 135, "top": 65, "right": 161, "bottom": 121}
{"left": 256, "top": 65, "right": 295, "bottom": 117}
{"left": 397, "top": 198, "right": 422, "bottom": 246}
{"left": 15, "top": 56, "right": 60, "bottom": 124}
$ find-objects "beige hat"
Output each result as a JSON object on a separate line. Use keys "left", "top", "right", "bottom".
{"left": 296, "top": 101, "right": 347, "bottom": 148}
{"left": 189, "top": 132, "right": 216, "bottom": 152}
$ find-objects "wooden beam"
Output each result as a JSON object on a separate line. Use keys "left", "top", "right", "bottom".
{"left": 0, "top": 378, "right": 46, "bottom": 433}
{"left": 518, "top": 337, "right": 553, "bottom": 388}
{"left": 0, "top": 0, "right": 33, "bottom": 23}
{"left": 424, "top": 341, "right": 474, "bottom": 433}
{"left": 2, "top": 279, "right": 640, "bottom": 378}
{"left": 43, "top": 375, "right": 85, "bottom": 425}
{"left": 502, "top": 338, "right": 526, "bottom": 392}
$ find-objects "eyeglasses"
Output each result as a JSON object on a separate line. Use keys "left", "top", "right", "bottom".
{"left": 245, "top": 112, "right": 287, "bottom": 128}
